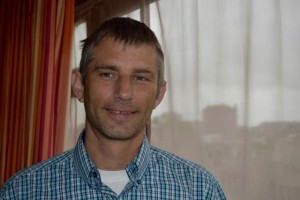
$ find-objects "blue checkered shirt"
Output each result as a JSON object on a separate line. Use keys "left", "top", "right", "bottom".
{"left": 1, "top": 131, "right": 226, "bottom": 199}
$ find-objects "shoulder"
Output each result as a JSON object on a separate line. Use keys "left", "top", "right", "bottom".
{"left": 0, "top": 149, "right": 74, "bottom": 196}
{"left": 150, "top": 146, "right": 212, "bottom": 176}
{"left": 149, "top": 146, "right": 226, "bottom": 199}
{"left": 150, "top": 146, "right": 224, "bottom": 189}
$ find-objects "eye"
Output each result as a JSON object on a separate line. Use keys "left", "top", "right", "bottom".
{"left": 134, "top": 76, "right": 147, "bottom": 81}
{"left": 100, "top": 72, "right": 116, "bottom": 79}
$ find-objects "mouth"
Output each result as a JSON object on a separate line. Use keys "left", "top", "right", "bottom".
{"left": 105, "top": 108, "right": 137, "bottom": 120}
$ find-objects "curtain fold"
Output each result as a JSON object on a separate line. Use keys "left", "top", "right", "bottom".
{"left": 0, "top": 0, "right": 74, "bottom": 185}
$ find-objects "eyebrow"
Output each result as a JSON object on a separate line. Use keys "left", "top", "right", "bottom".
{"left": 94, "top": 65, "right": 117, "bottom": 71}
{"left": 133, "top": 68, "right": 154, "bottom": 75}
{"left": 94, "top": 64, "right": 154, "bottom": 75}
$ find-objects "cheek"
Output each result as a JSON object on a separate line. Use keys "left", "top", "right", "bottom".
{"left": 138, "top": 91, "right": 158, "bottom": 109}
{"left": 84, "top": 91, "right": 106, "bottom": 114}
{"left": 87, "top": 81, "right": 113, "bottom": 99}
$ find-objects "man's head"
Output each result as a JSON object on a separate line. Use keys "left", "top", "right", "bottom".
{"left": 72, "top": 17, "right": 167, "bottom": 141}
{"left": 79, "top": 17, "right": 165, "bottom": 87}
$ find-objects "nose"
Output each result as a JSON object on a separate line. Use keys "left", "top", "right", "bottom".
{"left": 114, "top": 77, "right": 133, "bottom": 102}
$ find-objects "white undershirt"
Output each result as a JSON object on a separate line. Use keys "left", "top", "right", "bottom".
{"left": 98, "top": 169, "right": 130, "bottom": 195}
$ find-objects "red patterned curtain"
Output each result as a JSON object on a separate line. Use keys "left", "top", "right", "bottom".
{"left": 0, "top": 0, "right": 74, "bottom": 185}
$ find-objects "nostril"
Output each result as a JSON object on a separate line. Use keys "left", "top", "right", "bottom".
{"left": 114, "top": 96, "right": 133, "bottom": 104}
{"left": 114, "top": 78, "right": 133, "bottom": 100}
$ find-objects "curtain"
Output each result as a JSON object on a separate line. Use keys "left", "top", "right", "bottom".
{"left": 64, "top": 22, "right": 87, "bottom": 151}
{"left": 0, "top": 0, "right": 74, "bottom": 185}
{"left": 148, "top": 0, "right": 300, "bottom": 200}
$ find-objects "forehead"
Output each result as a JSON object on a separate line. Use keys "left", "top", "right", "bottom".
{"left": 91, "top": 38, "right": 159, "bottom": 70}
{"left": 95, "top": 37, "right": 156, "bottom": 54}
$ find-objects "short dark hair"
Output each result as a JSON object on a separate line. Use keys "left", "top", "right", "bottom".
{"left": 79, "top": 17, "right": 165, "bottom": 86}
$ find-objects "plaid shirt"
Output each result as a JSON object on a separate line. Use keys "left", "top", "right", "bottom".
{"left": 1, "top": 131, "right": 226, "bottom": 199}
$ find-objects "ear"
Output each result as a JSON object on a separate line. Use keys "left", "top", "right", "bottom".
{"left": 154, "top": 80, "right": 167, "bottom": 109}
{"left": 71, "top": 69, "right": 84, "bottom": 102}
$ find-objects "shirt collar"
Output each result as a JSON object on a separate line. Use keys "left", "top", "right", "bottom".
{"left": 73, "top": 130, "right": 98, "bottom": 183}
{"left": 73, "top": 129, "right": 152, "bottom": 184}
{"left": 126, "top": 136, "right": 151, "bottom": 182}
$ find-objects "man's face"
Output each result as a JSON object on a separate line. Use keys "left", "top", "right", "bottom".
{"left": 76, "top": 38, "right": 166, "bottom": 141}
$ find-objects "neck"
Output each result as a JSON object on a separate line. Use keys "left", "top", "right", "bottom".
{"left": 84, "top": 127, "right": 145, "bottom": 170}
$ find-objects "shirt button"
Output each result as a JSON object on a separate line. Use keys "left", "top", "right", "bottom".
{"left": 90, "top": 171, "right": 97, "bottom": 177}
{"left": 137, "top": 180, "right": 142, "bottom": 184}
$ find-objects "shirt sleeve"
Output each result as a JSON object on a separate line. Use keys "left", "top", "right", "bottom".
{"left": 211, "top": 181, "right": 227, "bottom": 200}
{"left": 0, "top": 182, "right": 17, "bottom": 200}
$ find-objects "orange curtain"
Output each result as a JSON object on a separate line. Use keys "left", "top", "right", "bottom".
{"left": 0, "top": 0, "right": 74, "bottom": 185}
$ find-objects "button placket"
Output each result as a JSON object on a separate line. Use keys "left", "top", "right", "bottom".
{"left": 88, "top": 171, "right": 102, "bottom": 191}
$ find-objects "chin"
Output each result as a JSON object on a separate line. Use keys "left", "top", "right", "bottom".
{"left": 102, "top": 134, "right": 138, "bottom": 141}
{"left": 101, "top": 128, "right": 143, "bottom": 141}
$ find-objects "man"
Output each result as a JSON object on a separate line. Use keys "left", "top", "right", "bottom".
{"left": 1, "top": 17, "right": 226, "bottom": 199}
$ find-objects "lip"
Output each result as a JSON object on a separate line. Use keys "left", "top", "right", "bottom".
{"left": 105, "top": 108, "right": 137, "bottom": 120}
